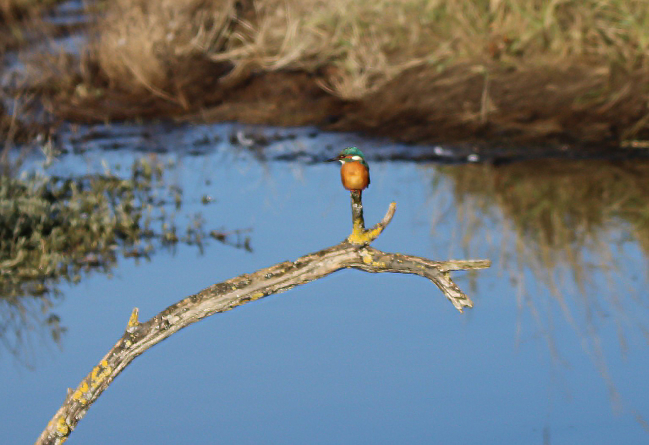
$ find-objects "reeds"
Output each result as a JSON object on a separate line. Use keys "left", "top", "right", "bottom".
{"left": 89, "top": 0, "right": 649, "bottom": 100}
{"left": 93, "top": 0, "right": 238, "bottom": 104}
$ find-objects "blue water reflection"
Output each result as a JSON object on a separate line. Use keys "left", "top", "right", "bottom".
{"left": 2, "top": 125, "right": 648, "bottom": 444}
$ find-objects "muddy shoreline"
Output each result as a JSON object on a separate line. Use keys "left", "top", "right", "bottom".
{"left": 48, "top": 63, "right": 649, "bottom": 158}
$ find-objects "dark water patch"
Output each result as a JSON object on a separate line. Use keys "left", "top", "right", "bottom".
{"left": 44, "top": 0, "right": 89, "bottom": 29}
{"left": 52, "top": 121, "right": 649, "bottom": 166}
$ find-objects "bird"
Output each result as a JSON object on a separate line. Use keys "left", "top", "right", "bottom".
{"left": 327, "top": 146, "right": 370, "bottom": 194}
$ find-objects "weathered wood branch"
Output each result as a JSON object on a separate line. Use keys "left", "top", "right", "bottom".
{"left": 36, "top": 200, "right": 490, "bottom": 445}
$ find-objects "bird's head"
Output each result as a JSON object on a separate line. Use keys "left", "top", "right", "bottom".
{"left": 327, "top": 147, "right": 367, "bottom": 165}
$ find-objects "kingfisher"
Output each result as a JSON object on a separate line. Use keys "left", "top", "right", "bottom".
{"left": 327, "top": 147, "right": 370, "bottom": 194}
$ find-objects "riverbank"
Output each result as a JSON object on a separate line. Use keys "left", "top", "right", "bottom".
{"left": 5, "top": 0, "right": 649, "bottom": 150}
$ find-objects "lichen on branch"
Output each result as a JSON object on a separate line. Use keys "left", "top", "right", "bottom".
{"left": 347, "top": 191, "right": 395, "bottom": 245}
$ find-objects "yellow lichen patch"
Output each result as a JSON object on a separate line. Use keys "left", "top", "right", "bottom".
{"left": 72, "top": 381, "right": 90, "bottom": 403}
{"left": 359, "top": 250, "right": 387, "bottom": 267}
{"left": 348, "top": 226, "right": 382, "bottom": 245}
{"left": 347, "top": 213, "right": 385, "bottom": 245}
{"left": 250, "top": 292, "right": 264, "bottom": 300}
{"left": 127, "top": 308, "right": 139, "bottom": 329}
{"left": 56, "top": 415, "right": 70, "bottom": 436}
{"left": 90, "top": 360, "right": 113, "bottom": 388}
{"left": 347, "top": 227, "right": 371, "bottom": 244}
{"left": 365, "top": 226, "right": 382, "bottom": 241}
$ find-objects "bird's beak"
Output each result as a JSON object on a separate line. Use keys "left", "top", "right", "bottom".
{"left": 325, "top": 156, "right": 340, "bottom": 163}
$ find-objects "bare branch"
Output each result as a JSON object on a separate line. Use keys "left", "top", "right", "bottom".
{"left": 36, "top": 199, "right": 490, "bottom": 445}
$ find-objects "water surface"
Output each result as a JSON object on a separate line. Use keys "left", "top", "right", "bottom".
{"left": 2, "top": 123, "right": 648, "bottom": 444}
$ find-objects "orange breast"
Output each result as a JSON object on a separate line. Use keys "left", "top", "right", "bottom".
{"left": 340, "top": 161, "right": 369, "bottom": 191}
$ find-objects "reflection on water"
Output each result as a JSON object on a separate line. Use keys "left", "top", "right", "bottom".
{"left": 432, "top": 159, "right": 649, "bottom": 410}
{"left": 0, "top": 155, "right": 250, "bottom": 365}
{"left": 441, "top": 159, "right": 649, "bottom": 257}
{"left": 2, "top": 124, "right": 649, "bottom": 444}
{"left": 435, "top": 159, "right": 649, "bottom": 316}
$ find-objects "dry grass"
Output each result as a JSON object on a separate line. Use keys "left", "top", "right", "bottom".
{"left": 0, "top": 0, "right": 61, "bottom": 46}
{"left": 0, "top": 0, "right": 67, "bottom": 145}
{"left": 1, "top": 0, "right": 47, "bottom": 21}
{"left": 84, "top": 0, "right": 649, "bottom": 101}
{"left": 92, "top": 0, "right": 238, "bottom": 105}
{"left": 7, "top": 0, "right": 649, "bottom": 142}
